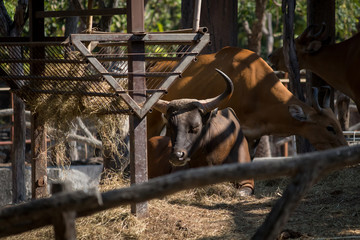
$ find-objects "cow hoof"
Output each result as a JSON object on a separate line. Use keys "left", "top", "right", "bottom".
{"left": 238, "top": 187, "right": 254, "bottom": 197}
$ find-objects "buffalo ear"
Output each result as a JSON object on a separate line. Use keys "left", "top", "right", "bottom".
{"left": 202, "top": 108, "right": 218, "bottom": 125}
{"left": 289, "top": 105, "right": 308, "bottom": 122}
{"left": 305, "top": 40, "right": 322, "bottom": 53}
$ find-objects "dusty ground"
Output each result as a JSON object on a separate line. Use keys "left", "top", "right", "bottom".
{"left": 3, "top": 164, "right": 360, "bottom": 240}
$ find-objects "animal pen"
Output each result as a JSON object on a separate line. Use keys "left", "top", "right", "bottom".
{"left": 1, "top": 0, "right": 360, "bottom": 239}
{"left": 0, "top": 0, "right": 209, "bottom": 216}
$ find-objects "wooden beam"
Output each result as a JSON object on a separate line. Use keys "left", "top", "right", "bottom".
{"left": 11, "top": 93, "right": 26, "bottom": 203}
{"left": 52, "top": 182, "right": 77, "bottom": 240}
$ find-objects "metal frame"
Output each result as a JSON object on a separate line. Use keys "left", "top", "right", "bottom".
{"left": 69, "top": 32, "right": 209, "bottom": 118}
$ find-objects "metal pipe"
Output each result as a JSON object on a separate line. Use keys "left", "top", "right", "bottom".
{"left": 192, "top": 0, "right": 202, "bottom": 32}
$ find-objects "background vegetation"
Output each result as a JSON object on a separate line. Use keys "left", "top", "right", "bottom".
{"left": 3, "top": 0, "right": 360, "bottom": 56}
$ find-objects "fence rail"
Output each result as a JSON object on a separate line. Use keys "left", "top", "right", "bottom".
{"left": 0, "top": 144, "right": 359, "bottom": 239}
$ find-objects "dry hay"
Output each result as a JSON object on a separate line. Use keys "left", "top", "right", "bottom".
{"left": 24, "top": 59, "right": 130, "bottom": 167}
{"left": 4, "top": 164, "right": 360, "bottom": 240}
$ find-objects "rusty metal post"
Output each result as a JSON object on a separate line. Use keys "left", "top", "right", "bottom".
{"left": 127, "top": 0, "right": 148, "bottom": 217}
{"left": 29, "top": 0, "right": 48, "bottom": 198}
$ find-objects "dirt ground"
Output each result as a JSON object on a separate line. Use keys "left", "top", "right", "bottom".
{"left": 3, "top": 163, "right": 360, "bottom": 240}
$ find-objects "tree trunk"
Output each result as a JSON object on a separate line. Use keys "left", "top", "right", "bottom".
{"left": 247, "top": 0, "right": 268, "bottom": 55}
{"left": 65, "top": 0, "right": 79, "bottom": 37}
{"left": 181, "top": 0, "right": 238, "bottom": 54}
{"left": 98, "top": 0, "right": 120, "bottom": 32}
{"left": 336, "top": 92, "right": 350, "bottom": 130}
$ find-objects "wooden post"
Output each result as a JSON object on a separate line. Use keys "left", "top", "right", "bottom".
{"left": 29, "top": 0, "right": 48, "bottom": 199}
{"left": 52, "top": 182, "right": 76, "bottom": 240}
{"left": 127, "top": 0, "right": 148, "bottom": 217}
{"left": 11, "top": 92, "right": 26, "bottom": 203}
{"left": 31, "top": 115, "right": 48, "bottom": 198}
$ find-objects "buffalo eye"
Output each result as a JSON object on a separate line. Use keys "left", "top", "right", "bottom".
{"left": 326, "top": 126, "right": 336, "bottom": 135}
{"left": 188, "top": 126, "right": 200, "bottom": 134}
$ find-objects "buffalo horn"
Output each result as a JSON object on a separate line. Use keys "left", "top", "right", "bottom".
{"left": 199, "top": 68, "right": 234, "bottom": 112}
{"left": 153, "top": 99, "right": 169, "bottom": 113}
{"left": 311, "top": 23, "right": 327, "bottom": 40}
{"left": 298, "top": 25, "right": 316, "bottom": 43}
{"left": 322, "top": 86, "right": 331, "bottom": 108}
{"left": 311, "top": 87, "right": 323, "bottom": 114}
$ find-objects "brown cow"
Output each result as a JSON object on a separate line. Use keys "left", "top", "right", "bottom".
{"left": 148, "top": 69, "right": 254, "bottom": 196}
{"left": 148, "top": 46, "right": 348, "bottom": 152}
{"left": 268, "top": 24, "right": 360, "bottom": 111}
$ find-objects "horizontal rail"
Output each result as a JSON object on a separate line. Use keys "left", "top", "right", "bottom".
{"left": 0, "top": 41, "right": 64, "bottom": 46}
{"left": 1, "top": 75, "right": 102, "bottom": 82}
{"left": 280, "top": 78, "right": 306, "bottom": 83}
{"left": 0, "top": 37, "right": 66, "bottom": 42}
{"left": 70, "top": 33, "right": 205, "bottom": 43}
{"left": 35, "top": 8, "right": 127, "bottom": 18}
{"left": 343, "top": 131, "right": 360, "bottom": 143}
{"left": 0, "top": 140, "right": 31, "bottom": 146}
{"left": 0, "top": 59, "right": 87, "bottom": 64}
{"left": 0, "top": 144, "right": 359, "bottom": 238}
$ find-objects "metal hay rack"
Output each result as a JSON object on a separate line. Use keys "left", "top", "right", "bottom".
{"left": 0, "top": 29, "right": 210, "bottom": 118}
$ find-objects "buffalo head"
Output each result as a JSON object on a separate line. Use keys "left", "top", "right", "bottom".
{"left": 153, "top": 69, "right": 234, "bottom": 166}
{"left": 268, "top": 23, "right": 329, "bottom": 71}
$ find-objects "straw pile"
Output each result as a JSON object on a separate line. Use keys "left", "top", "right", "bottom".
{"left": 4, "top": 165, "right": 360, "bottom": 239}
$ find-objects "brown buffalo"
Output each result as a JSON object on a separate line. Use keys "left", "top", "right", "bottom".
{"left": 148, "top": 46, "right": 348, "bottom": 152}
{"left": 268, "top": 24, "right": 360, "bottom": 111}
{"left": 149, "top": 69, "right": 254, "bottom": 196}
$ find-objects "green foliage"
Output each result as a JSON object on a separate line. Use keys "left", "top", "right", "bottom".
{"left": 145, "top": 0, "right": 181, "bottom": 32}
{"left": 2, "top": 0, "right": 359, "bottom": 50}
{"left": 4, "top": 0, "right": 17, "bottom": 18}
{"left": 336, "top": 0, "right": 360, "bottom": 40}
{"left": 238, "top": 0, "right": 359, "bottom": 56}
{"left": 44, "top": 0, "right": 68, "bottom": 36}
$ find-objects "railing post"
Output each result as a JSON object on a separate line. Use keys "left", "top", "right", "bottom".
{"left": 52, "top": 182, "right": 76, "bottom": 240}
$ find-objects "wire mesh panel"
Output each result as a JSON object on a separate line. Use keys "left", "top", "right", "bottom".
{"left": 0, "top": 31, "right": 209, "bottom": 117}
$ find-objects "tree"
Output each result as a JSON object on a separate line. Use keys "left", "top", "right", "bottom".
{"left": 181, "top": 0, "right": 238, "bottom": 54}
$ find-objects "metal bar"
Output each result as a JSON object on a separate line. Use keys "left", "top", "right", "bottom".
{"left": 0, "top": 42, "right": 64, "bottom": 46}
{"left": 192, "top": 0, "right": 202, "bottom": 32}
{"left": 150, "top": 27, "right": 208, "bottom": 34}
{"left": 127, "top": 0, "right": 148, "bottom": 218}
{"left": 70, "top": 33, "right": 203, "bottom": 43}
{"left": 0, "top": 59, "right": 87, "bottom": 64}
{"left": 91, "top": 56, "right": 182, "bottom": 62}
{"left": 0, "top": 37, "right": 29, "bottom": 42}
{"left": 140, "top": 33, "right": 210, "bottom": 117}
{"left": 1, "top": 75, "right": 101, "bottom": 81}
{"left": 29, "top": 0, "right": 48, "bottom": 200}
{"left": 71, "top": 39, "right": 142, "bottom": 114}
{"left": 12, "top": 89, "right": 118, "bottom": 97}
{"left": 35, "top": 8, "right": 127, "bottom": 18}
